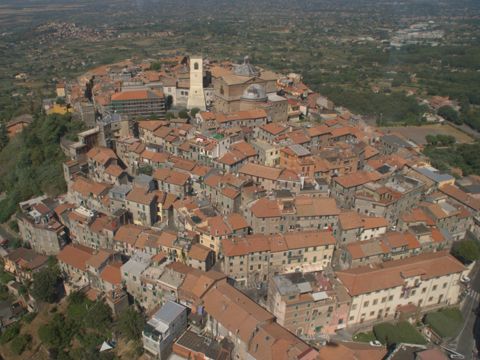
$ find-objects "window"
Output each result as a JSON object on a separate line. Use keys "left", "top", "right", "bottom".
{"left": 373, "top": 299, "right": 378, "bottom": 305}
{"left": 443, "top": 283, "right": 448, "bottom": 289}
{"left": 381, "top": 297, "right": 387, "bottom": 303}
{"left": 194, "top": 62, "right": 199, "bottom": 70}
{"left": 363, "top": 301, "right": 369, "bottom": 307}
{"left": 432, "top": 285, "right": 437, "bottom": 291}
{"left": 388, "top": 295, "right": 394, "bottom": 301}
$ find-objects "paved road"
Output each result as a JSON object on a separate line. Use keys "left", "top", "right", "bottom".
{"left": 452, "top": 264, "right": 480, "bottom": 359}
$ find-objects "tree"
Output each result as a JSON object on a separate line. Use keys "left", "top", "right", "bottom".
{"left": 0, "top": 122, "right": 8, "bottom": 151}
{"left": 31, "top": 264, "right": 60, "bottom": 303}
{"left": 178, "top": 110, "right": 189, "bottom": 119}
{"left": 451, "top": 239, "right": 480, "bottom": 264}
{"left": 10, "top": 334, "right": 31, "bottom": 355}
{"left": 138, "top": 164, "right": 153, "bottom": 176}
{"left": 83, "top": 301, "right": 112, "bottom": 329}
{"left": 39, "top": 314, "right": 77, "bottom": 350}
{"left": 165, "top": 95, "right": 173, "bottom": 110}
{"left": 150, "top": 62, "right": 162, "bottom": 71}
{"left": 438, "top": 106, "right": 460, "bottom": 124}
{"left": 190, "top": 107, "right": 200, "bottom": 117}
{"left": 117, "top": 308, "right": 145, "bottom": 340}
{"left": 425, "top": 135, "right": 438, "bottom": 146}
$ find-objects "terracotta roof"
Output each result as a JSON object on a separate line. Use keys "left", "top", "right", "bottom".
{"left": 126, "top": 186, "right": 157, "bottom": 205}
{"left": 401, "top": 208, "right": 436, "bottom": 226}
{"left": 202, "top": 282, "right": 274, "bottom": 343}
{"left": 337, "top": 251, "right": 464, "bottom": 296}
{"left": 57, "top": 244, "right": 95, "bottom": 271}
{"left": 223, "top": 231, "right": 335, "bottom": 257}
{"left": 71, "top": 177, "right": 111, "bottom": 197}
{"left": 114, "top": 224, "right": 145, "bottom": 245}
{"left": 111, "top": 89, "right": 164, "bottom": 101}
{"left": 334, "top": 171, "right": 381, "bottom": 188}
{"left": 295, "top": 196, "right": 340, "bottom": 217}
{"left": 250, "top": 198, "right": 282, "bottom": 218}
{"left": 260, "top": 123, "right": 288, "bottom": 135}
{"left": 7, "top": 248, "right": 48, "bottom": 270}
{"left": 440, "top": 184, "right": 480, "bottom": 211}
{"left": 54, "top": 203, "right": 75, "bottom": 218}
{"left": 153, "top": 168, "right": 190, "bottom": 186}
{"left": 86, "top": 147, "right": 117, "bottom": 166}
{"left": 307, "top": 125, "right": 331, "bottom": 137}
{"left": 100, "top": 263, "right": 122, "bottom": 285}
{"left": 339, "top": 211, "right": 363, "bottom": 230}
{"left": 105, "top": 164, "right": 125, "bottom": 177}
{"left": 138, "top": 120, "right": 166, "bottom": 132}
{"left": 318, "top": 342, "right": 386, "bottom": 360}
{"left": 188, "top": 243, "right": 211, "bottom": 261}
{"left": 226, "top": 213, "right": 249, "bottom": 231}
{"left": 86, "top": 249, "right": 113, "bottom": 269}
{"left": 239, "top": 163, "right": 283, "bottom": 181}
{"left": 216, "top": 109, "right": 268, "bottom": 124}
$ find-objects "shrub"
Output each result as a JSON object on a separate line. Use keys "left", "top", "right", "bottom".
{"left": 373, "top": 321, "right": 426, "bottom": 346}
{"left": 425, "top": 308, "right": 463, "bottom": 338}
{"left": 0, "top": 323, "right": 20, "bottom": 344}
{"left": 22, "top": 312, "right": 37, "bottom": 324}
{"left": 10, "top": 334, "right": 31, "bottom": 355}
{"left": 353, "top": 331, "right": 376, "bottom": 342}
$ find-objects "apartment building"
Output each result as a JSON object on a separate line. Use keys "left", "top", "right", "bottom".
{"left": 332, "top": 171, "right": 382, "bottom": 208}
{"left": 222, "top": 230, "right": 335, "bottom": 287}
{"left": 267, "top": 271, "right": 351, "bottom": 337}
{"left": 125, "top": 186, "right": 158, "bottom": 226}
{"left": 17, "top": 197, "right": 67, "bottom": 255}
{"left": 354, "top": 175, "right": 425, "bottom": 224}
{"left": 336, "top": 251, "right": 465, "bottom": 327}
{"left": 110, "top": 89, "right": 165, "bottom": 119}
{"left": 246, "top": 194, "right": 340, "bottom": 235}
{"left": 337, "top": 211, "right": 388, "bottom": 244}
{"left": 142, "top": 301, "right": 187, "bottom": 359}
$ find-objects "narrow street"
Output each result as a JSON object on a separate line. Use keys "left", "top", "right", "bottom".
{"left": 451, "top": 264, "right": 480, "bottom": 359}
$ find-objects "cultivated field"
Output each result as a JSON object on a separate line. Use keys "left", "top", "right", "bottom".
{"left": 381, "top": 123, "right": 475, "bottom": 145}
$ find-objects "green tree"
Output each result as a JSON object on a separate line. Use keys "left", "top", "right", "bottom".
{"left": 39, "top": 314, "right": 77, "bottom": 350}
{"left": 10, "top": 334, "right": 31, "bottom": 355}
{"left": 117, "top": 308, "right": 145, "bottom": 340}
{"left": 165, "top": 95, "right": 173, "bottom": 110}
{"left": 31, "top": 264, "right": 60, "bottom": 303}
{"left": 150, "top": 62, "right": 162, "bottom": 71}
{"left": 138, "top": 164, "right": 153, "bottom": 176}
{"left": 451, "top": 239, "right": 480, "bottom": 264}
{"left": 425, "top": 135, "right": 438, "bottom": 146}
{"left": 190, "top": 107, "right": 201, "bottom": 117}
{"left": 0, "top": 323, "right": 20, "bottom": 344}
{"left": 178, "top": 110, "right": 189, "bottom": 119}
{"left": 0, "top": 122, "right": 8, "bottom": 151}
{"left": 438, "top": 106, "right": 461, "bottom": 124}
{"left": 84, "top": 301, "right": 112, "bottom": 329}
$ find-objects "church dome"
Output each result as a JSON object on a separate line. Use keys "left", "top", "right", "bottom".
{"left": 241, "top": 84, "right": 267, "bottom": 101}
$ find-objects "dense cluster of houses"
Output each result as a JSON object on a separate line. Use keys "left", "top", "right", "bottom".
{"left": 3, "top": 55, "right": 480, "bottom": 360}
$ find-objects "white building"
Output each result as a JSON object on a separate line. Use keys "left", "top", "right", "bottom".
{"left": 336, "top": 251, "right": 466, "bottom": 327}
{"left": 187, "top": 56, "right": 206, "bottom": 110}
{"left": 142, "top": 301, "right": 188, "bottom": 359}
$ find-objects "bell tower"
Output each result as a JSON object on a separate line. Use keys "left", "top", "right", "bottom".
{"left": 187, "top": 56, "right": 206, "bottom": 111}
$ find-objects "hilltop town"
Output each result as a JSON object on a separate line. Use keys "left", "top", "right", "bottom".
{"left": 0, "top": 54, "right": 479, "bottom": 360}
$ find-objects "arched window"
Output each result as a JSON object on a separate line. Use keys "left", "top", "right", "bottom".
{"left": 194, "top": 62, "right": 199, "bottom": 70}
